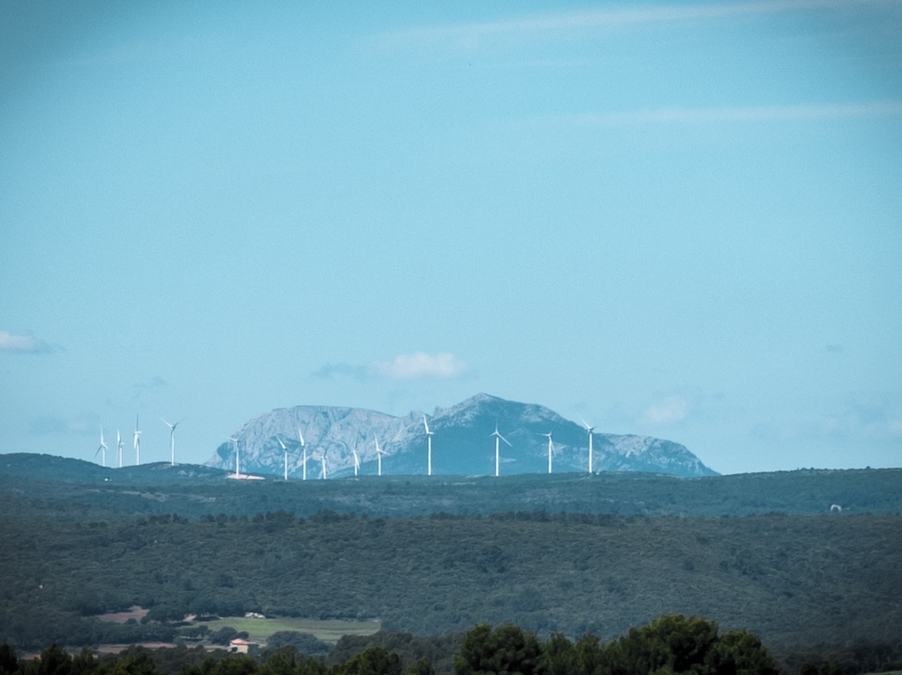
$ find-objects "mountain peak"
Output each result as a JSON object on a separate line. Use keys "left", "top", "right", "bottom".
{"left": 207, "top": 393, "right": 716, "bottom": 478}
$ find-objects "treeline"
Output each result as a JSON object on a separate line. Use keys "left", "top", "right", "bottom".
{"left": 3, "top": 615, "right": 881, "bottom": 675}
{"left": 3, "top": 465, "right": 901, "bottom": 524}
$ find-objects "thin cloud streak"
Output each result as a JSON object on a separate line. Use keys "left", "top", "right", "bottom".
{"left": 644, "top": 398, "right": 691, "bottom": 425}
{"left": 562, "top": 101, "right": 902, "bottom": 125}
{"left": 313, "top": 352, "right": 468, "bottom": 381}
{"left": 0, "top": 329, "right": 59, "bottom": 354}
{"left": 385, "top": 0, "right": 896, "bottom": 44}
{"left": 373, "top": 352, "right": 468, "bottom": 379}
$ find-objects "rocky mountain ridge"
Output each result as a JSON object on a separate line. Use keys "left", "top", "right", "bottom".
{"left": 207, "top": 393, "right": 716, "bottom": 478}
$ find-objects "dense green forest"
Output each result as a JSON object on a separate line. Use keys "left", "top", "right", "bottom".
{"left": 2, "top": 509, "right": 900, "bottom": 654}
{"left": 2, "top": 455, "right": 900, "bottom": 674}
{"left": 7, "top": 614, "right": 896, "bottom": 675}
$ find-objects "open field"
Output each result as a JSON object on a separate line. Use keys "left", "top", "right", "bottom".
{"left": 96, "top": 606, "right": 149, "bottom": 624}
{"left": 195, "top": 616, "right": 381, "bottom": 644}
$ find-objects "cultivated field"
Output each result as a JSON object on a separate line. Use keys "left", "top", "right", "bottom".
{"left": 196, "top": 616, "right": 382, "bottom": 644}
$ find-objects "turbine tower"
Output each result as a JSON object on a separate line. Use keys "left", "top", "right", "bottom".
{"left": 95, "top": 427, "right": 107, "bottom": 467}
{"left": 582, "top": 419, "right": 594, "bottom": 473}
{"left": 423, "top": 415, "right": 433, "bottom": 477}
{"left": 374, "top": 435, "right": 385, "bottom": 477}
{"left": 229, "top": 436, "right": 241, "bottom": 477}
{"left": 297, "top": 428, "right": 307, "bottom": 481}
{"left": 542, "top": 432, "right": 554, "bottom": 474}
{"left": 319, "top": 449, "right": 328, "bottom": 480}
{"left": 133, "top": 415, "right": 142, "bottom": 466}
{"left": 489, "top": 424, "right": 512, "bottom": 478}
{"left": 116, "top": 429, "right": 124, "bottom": 468}
{"left": 162, "top": 418, "right": 181, "bottom": 466}
{"left": 351, "top": 441, "right": 361, "bottom": 478}
{"left": 276, "top": 436, "right": 289, "bottom": 480}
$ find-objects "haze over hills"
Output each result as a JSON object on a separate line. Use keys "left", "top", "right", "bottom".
{"left": 207, "top": 393, "right": 715, "bottom": 478}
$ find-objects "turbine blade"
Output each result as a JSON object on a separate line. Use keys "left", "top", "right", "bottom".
{"left": 500, "top": 435, "right": 512, "bottom": 447}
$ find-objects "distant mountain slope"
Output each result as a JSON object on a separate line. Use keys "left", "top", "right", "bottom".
{"left": 207, "top": 393, "right": 715, "bottom": 478}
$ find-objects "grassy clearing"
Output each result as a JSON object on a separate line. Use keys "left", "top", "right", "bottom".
{"left": 96, "top": 606, "right": 150, "bottom": 624}
{"left": 197, "top": 616, "right": 381, "bottom": 644}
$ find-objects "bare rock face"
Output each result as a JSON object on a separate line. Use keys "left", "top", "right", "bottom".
{"left": 208, "top": 393, "right": 717, "bottom": 478}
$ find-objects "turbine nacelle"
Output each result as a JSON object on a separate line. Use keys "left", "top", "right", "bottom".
{"left": 489, "top": 425, "right": 512, "bottom": 447}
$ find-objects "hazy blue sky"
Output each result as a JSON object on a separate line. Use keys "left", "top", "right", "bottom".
{"left": 2, "top": 1, "right": 901, "bottom": 474}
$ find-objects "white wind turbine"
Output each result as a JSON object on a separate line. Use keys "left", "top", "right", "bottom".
{"left": 116, "top": 429, "right": 124, "bottom": 468}
{"left": 276, "top": 436, "right": 290, "bottom": 481}
{"left": 374, "top": 434, "right": 386, "bottom": 477}
{"left": 490, "top": 424, "right": 512, "bottom": 478}
{"left": 95, "top": 427, "right": 107, "bottom": 467}
{"left": 581, "top": 419, "right": 594, "bottom": 473}
{"left": 423, "top": 415, "right": 433, "bottom": 477}
{"left": 230, "top": 435, "right": 241, "bottom": 477}
{"left": 162, "top": 418, "right": 182, "bottom": 466}
{"left": 351, "top": 441, "right": 361, "bottom": 478}
{"left": 541, "top": 432, "right": 554, "bottom": 474}
{"left": 319, "top": 448, "right": 328, "bottom": 480}
{"left": 298, "top": 428, "right": 308, "bottom": 481}
{"left": 133, "top": 415, "right": 142, "bottom": 466}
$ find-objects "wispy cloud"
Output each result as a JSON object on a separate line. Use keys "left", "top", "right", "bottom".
{"left": 385, "top": 0, "right": 894, "bottom": 46}
{"left": 751, "top": 394, "right": 902, "bottom": 443}
{"left": 820, "top": 395, "right": 902, "bottom": 440}
{"left": 311, "top": 362, "right": 372, "bottom": 381}
{"left": 313, "top": 352, "right": 468, "bottom": 381}
{"left": 562, "top": 101, "right": 902, "bottom": 126}
{"left": 30, "top": 413, "right": 98, "bottom": 436}
{"left": 373, "top": 352, "right": 468, "bottom": 379}
{"left": 643, "top": 397, "right": 691, "bottom": 425}
{"left": 131, "top": 375, "right": 168, "bottom": 402}
{"left": 0, "top": 330, "right": 59, "bottom": 354}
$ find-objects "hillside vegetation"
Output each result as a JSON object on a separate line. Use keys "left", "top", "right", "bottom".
{"left": 1, "top": 455, "right": 900, "bottom": 520}
{"left": 1, "top": 509, "right": 900, "bottom": 653}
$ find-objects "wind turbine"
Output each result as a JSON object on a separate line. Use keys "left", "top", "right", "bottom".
{"left": 423, "top": 415, "right": 433, "bottom": 477}
{"left": 490, "top": 424, "right": 512, "bottom": 478}
{"left": 95, "top": 427, "right": 107, "bottom": 467}
{"left": 230, "top": 436, "right": 240, "bottom": 477}
{"left": 133, "top": 415, "right": 142, "bottom": 466}
{"left": 374, "top": 435, "right": 385, "bottom": 477}
{"left": 298, "top": 428, "right": 308, "bottom": 481}
{"left": 581, "top": 419, "right": 594, "bottom": 473}
{"left": 162, "top": 418, "right": 182, "bottom": 466}
{"left": 276, "top": 436, "right": 289, "bottom": 481}
{"left": 351, "top": 441, "right": 361, "bottom": 478}
{"left": 319, "top": 448, "right": 328, "bottom": 480}
{"left": 116, "top": 429, "right": 124, "bottom": 468}
{"left": 541, "top": 432, "right": 554, "bottom": 474}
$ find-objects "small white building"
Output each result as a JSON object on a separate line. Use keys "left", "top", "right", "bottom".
{"left": 229, "top": 638, "right": 257, "bottom": 654}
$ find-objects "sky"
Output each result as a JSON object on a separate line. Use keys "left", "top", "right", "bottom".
{"left": 2, "top": 0, "right": 901, "bottom": 474}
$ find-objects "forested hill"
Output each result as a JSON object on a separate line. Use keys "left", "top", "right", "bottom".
{"left": 2, "top": 510, "right": 901, "bottom": 654}
{"left": 1, "top": 453, "right": 900, "bottom": 519}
